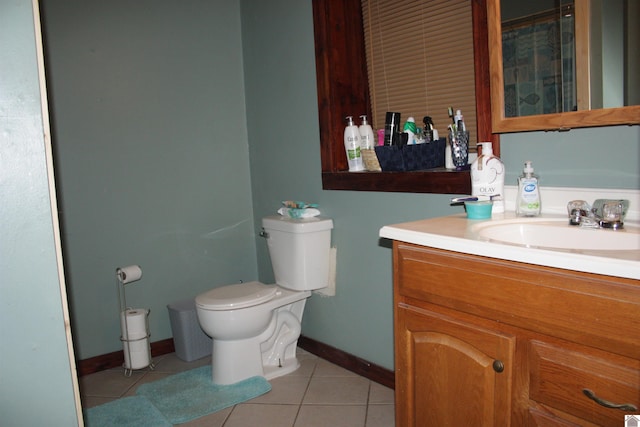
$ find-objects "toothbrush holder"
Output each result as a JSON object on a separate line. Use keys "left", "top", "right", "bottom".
{"left": 448, "top": 130, "right": 469, "bottom": 167}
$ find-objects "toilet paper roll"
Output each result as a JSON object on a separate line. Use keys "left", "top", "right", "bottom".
{"left": 116, "top": 265, "right": 143, "bottom": 284}
{"left": 123, "top": 338, "right": 151, "bottom": 369}
{"left": 120, "top": 308, "right": 149, "bottom": 340}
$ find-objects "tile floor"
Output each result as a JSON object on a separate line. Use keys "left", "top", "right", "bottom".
{"left": 79, "top": 348, "right": 395, "bottom": 426}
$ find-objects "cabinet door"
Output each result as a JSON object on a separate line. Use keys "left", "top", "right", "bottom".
{"left": 396, "top": 304, "right": 516, "bottom": 426}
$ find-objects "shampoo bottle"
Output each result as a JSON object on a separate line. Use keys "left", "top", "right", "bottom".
{"left": 344, "top": 116, "right": 365, "bottom": 172}
{"left": 471, "top": 142, "right": 505, "bottom": 213}
{"left": 516, "top": 160, "right": 541, "bottom": 216}
{"left": 359, "top": 115, "right": 375, "bottom": 150}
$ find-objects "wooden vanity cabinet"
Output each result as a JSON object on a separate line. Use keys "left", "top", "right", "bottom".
{"left": 392, "top": 241, "right": 640, "bottom": 427}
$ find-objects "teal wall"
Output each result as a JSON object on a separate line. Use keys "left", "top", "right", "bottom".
{"left": 39, "top": 0, "right": 640, "bottom": 377}
{"left": 500, "top": 126, "right": 639, "bottom": 188}
{"left": 1, "top": 0, "right": 80, "bottom": 425}
{"left": 41, "top": 0, "right": 258, "bottom": 359}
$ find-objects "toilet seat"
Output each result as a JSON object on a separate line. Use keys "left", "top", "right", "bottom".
{"left": 195, "top": 281, "right": 278, "bottom": 310}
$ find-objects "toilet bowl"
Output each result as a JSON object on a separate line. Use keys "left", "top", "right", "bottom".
{"left": 195, "top": 216, "right": 333, "bottom": 385}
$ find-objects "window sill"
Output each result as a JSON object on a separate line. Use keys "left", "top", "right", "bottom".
{"left": 322, "top": 169, "right": 471, "bottom": 194}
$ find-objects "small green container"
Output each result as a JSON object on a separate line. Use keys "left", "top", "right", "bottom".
{"left": 464, "top": 200, "right": 493, "bottom": 219}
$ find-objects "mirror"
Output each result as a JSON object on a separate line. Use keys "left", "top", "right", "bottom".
{"left": 488, "top": 0, "right": 640, "bottom": 132}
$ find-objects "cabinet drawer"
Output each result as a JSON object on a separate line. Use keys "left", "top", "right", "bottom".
{"left": 395, "top": 243, "right": 640, "bottom": 360}
{"left": 529, "top": 340, "right": 640, "bottom": 426}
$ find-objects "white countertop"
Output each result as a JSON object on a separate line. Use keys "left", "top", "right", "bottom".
{"left": 380, "top": 212, "right": 640, "bottom": 280}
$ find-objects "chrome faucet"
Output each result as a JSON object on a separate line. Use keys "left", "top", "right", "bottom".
{"left": 567, "top": 199, "right": 629, "bottom": 230}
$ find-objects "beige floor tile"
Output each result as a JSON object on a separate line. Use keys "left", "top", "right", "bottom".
{"left": 313, "top": 359, "right": 360, "bottom": 377}
{"left": 174, "top": 406, "right": 232, "bottom": 427}
{"left": 366, "top": 404, "right": 395, "bottom": 427}
{"left": 369, "top": 381, "right": 395, "bottom": 404}
{"left": 224, "top": 403, "right": 299, "bottom": 427}
{"left": 288, "top": 354, "right": 318, "bottom": 377}
{"left": 303, "top": 376, "right": 370, "bottom": 405}
{"left": 295, "top": 404, "right": 367, "bottom": 427}
{"left": 296, "top": 347, "right": 318, "bottom": 360}
{"left": 78, "top": 368, "right": 145, "bottom": 398}
{"left": 251, "top": 375, "right": 311, "bottom": 405}
{"left": 152, "top": 353, "right": 210, "bottom": 373}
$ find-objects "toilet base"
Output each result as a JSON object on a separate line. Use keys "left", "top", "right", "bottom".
{"left": 203, "top": 289, "right": 310, "bottom": 385}
{"left": 210, "top": 338, "right": 303, "bottom": 384}
{"left": 263, "top": 356, "right": 300, "bottom": 380}
{"left": 211, "top": 338, "right": 263, "bottom": 385}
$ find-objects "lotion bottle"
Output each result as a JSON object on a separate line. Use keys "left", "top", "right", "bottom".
{"left": 471, "top": 142, "right": 505, "bottom": 213}
{"left": 516, "top": 160, "right": 541, "bottom": 216}
{"left": 358, "top": 115, "right": 375, "bottom": 150}
{"left": 344, "top": 116, "right": 365, "bottom": 172}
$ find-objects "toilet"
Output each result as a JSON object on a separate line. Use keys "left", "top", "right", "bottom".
{"left": 195, "top": 215, "right": 333, "bottom": 385}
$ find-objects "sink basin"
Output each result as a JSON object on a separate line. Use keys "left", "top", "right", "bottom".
{"left": 471, "top": 218, "right": 640, "bottom": 251}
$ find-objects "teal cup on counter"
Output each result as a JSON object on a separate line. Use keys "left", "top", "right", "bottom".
{"left": 464, "top": 200, "right": 493, "bottom": 219}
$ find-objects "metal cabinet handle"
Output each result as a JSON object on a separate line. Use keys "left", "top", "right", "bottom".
{"left": 582, "top": 389, "right": 638, "bottom": 412}
{"left": 492, "top": 360, "right": 504, "bottom": 373}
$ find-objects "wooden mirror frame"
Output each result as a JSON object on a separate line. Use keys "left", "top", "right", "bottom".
{"left": 312, "top": 0, "right": 498, "bottom": 194}
{"left": 488, "top": 0, "right": 640, "bottom": 133}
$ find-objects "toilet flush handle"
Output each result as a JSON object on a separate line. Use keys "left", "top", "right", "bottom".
{"left": 259, "top": 228, "right": 269, "bottom": 239}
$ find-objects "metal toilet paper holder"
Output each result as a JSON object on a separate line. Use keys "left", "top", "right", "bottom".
{"left": 116, "top": 265, "right": 154, "bottom": 376}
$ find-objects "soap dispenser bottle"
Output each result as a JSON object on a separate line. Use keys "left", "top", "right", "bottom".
{"left": 344, "top": 116, "right": 365, "bottom": 172}
{"left": 359, "top": 115, "right": 375, "bottom": 150}
{"left": 470, "top": 142, "right": 505, "bottom": 213}
{"left": 516, "top": 160, "right": 541, "bottom": 216}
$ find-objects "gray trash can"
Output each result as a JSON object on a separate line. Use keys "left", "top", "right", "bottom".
{"left": 167, "top": 298, "right": 212, "bottom": 362}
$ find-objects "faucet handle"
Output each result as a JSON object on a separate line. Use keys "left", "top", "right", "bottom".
{"left": 593, "top": 199, "right": 628, "bottom": 229}
{"left": 567, "top": 200, "right": 591, "bottom": 225}
{"left": 592, "top": 199, "right": 629, "bottom": 222}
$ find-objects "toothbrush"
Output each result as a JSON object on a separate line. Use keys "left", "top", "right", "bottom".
{"left": 447, "top": 107, "right": 457, "bottom": 133}
{"left": 450, "top": 194, "right": 501, "bottom": 204}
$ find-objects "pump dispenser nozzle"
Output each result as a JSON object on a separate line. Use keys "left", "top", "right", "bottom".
{"left": 478, "top": 142, "right": 493, "bottom": 157}
{"left": 523, "top": 160, "right": 534, "bottom": 175}
{"left": 476, "top": 143, "right": 493, "bottom": 171}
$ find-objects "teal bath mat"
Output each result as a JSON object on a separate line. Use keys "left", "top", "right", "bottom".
{"left": 137, "top": 365, "right": 272, "bottom": 424}
{"left": 84, "top": 395, "right": 171, "bottom": 427}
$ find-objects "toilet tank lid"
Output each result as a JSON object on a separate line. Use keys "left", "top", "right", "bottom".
{"left": 262, "top": 215, "right": 333, "bottom": 233}
{"left": 195, "top": 281, "right": 277, "bottom": 310}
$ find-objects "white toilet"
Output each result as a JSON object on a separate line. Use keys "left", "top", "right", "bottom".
{"left": 195, "top": 215, "right": 333, "bottom": 385}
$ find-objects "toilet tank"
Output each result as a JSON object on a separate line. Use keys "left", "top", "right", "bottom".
{"left": 261, "top": 215, "right": 333, "bottom": 291}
